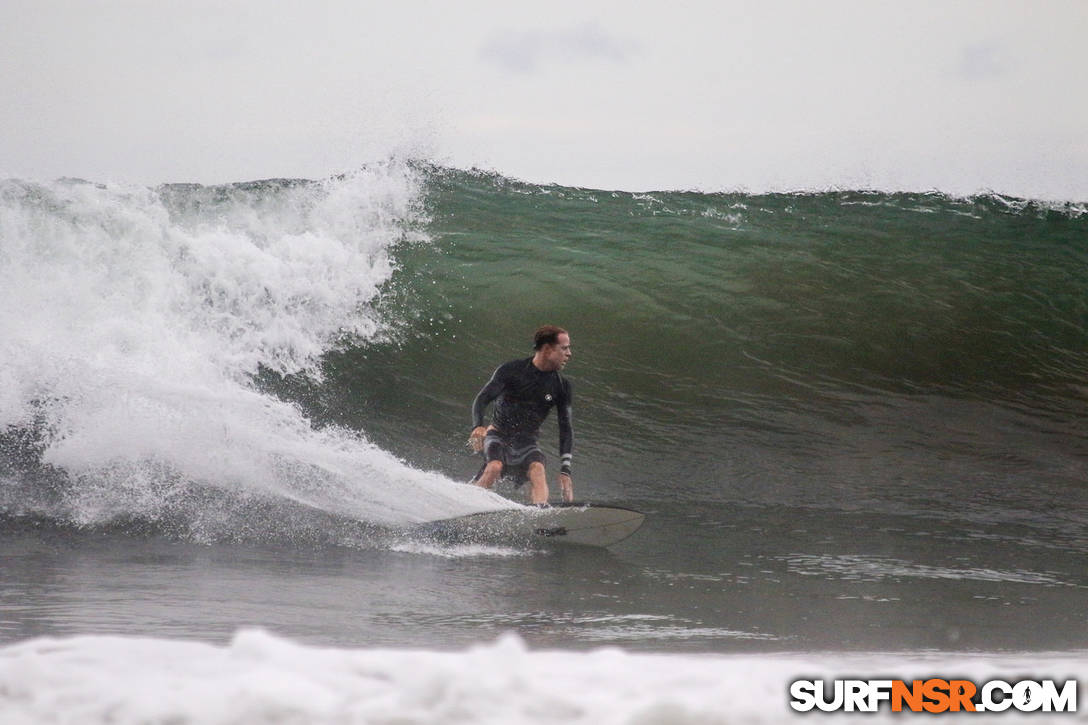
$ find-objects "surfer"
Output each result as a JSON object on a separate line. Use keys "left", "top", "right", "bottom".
{"left": 469, "top": 325, "right": 574, "bottom": 504}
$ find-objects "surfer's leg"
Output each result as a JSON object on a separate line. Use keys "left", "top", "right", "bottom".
{"left": 474, "top": 432, "right": 507, "bottom": 489}
{"left": 474, "top": 459, "right": 503, "bottom": 489}
{"left": 527, "top": 461, "right": 548, "bottom": 504}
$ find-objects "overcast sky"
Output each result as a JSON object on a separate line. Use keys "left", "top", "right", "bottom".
{"left": 2, "top": 1, "right": 1086, "bottom": 199}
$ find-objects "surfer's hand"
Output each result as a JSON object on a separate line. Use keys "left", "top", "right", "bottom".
{"left": 559, "top": 473, "right": 573, "bottom": 502}
{"left": 468, "top": 426, "right": 487, "bottom": 453}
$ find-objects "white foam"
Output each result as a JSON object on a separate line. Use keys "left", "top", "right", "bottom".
{"left": 388, "top": 540, "right": 535, "bottom": 559}
{"left": 0, "top": 165, "right": 512, "bottom": 531}
{"left": 0, "top": 630, "right": 1083, "bottom": 724}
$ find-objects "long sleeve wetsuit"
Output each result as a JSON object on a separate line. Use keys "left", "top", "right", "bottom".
{"left": 472, "top": 357, "right": 573, "bottom": 475}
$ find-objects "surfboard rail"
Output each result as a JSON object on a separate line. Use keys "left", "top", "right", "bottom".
{"left": 417, "top": 502, "right": 645, "bottom": 547}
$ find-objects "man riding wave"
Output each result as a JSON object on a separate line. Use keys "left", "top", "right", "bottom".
{"left": 469, "top": 325, "right": 574, "bottom": 504}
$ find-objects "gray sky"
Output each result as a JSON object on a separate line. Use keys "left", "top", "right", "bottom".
{"left": 2, "top": 0, "right": 1086, "bottom": 199}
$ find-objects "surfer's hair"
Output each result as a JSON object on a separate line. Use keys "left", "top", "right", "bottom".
{"left": 533, "top": 325, "right": 568, "bottom": 350}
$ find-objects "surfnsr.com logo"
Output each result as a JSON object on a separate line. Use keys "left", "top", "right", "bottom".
{"left": 790, "top": 678, "right": 1078, "bottom": 713}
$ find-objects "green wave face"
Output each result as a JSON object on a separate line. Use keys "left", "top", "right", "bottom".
{"left": 312, "top": 168, "right": 1087, "bottom": 510}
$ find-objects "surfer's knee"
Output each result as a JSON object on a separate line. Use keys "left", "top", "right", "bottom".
{"left": 473, "top": 459, "right": 503, "bottom": 489}
{"left": 526, "top": 462, "right": 547, "bottom": 504}
{"left": 483, "top": 459, "right": 504, "bottom": 479}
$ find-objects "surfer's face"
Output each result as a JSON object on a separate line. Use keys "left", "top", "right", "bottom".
{"left": 543, "top": 333, "right": 572, "bottom": 370}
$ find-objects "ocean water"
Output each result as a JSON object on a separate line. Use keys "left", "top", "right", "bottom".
{"left": 1, "top": 163, "right": 1086, "bottom": 721}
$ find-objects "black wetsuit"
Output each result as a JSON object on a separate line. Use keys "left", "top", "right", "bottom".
{"left": 471, "top": 357, "right": 573, "bottom": 483}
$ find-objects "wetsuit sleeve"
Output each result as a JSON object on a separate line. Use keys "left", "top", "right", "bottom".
{"left": 471, "top": 364, "right": 508, "bottom": 428}
{"left": 558, "top": 378, "right": 573, "bottom": 476}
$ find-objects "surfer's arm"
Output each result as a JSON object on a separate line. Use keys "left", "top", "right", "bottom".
{"left": 557, "top": 380, "right": 573, "bottom": 475}
{"left": 558, "top": 472, "right": 573, "bottom": 502}
{"left": 557, "top": 379, "right": 573, "bottom": 502}
{"left": 471, "top": 365, "right": 508, "bottom": 428}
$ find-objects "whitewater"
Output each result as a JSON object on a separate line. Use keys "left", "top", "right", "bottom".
{"left": 1, "top": 630, "right": 1084, "bottom": 724}
{"left": 0, "top": 164, "right": 512, "bottom": 533}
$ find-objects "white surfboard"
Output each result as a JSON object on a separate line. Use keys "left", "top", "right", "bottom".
{"left": 418, "top": 502, "right": 645, "bottom": 547}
